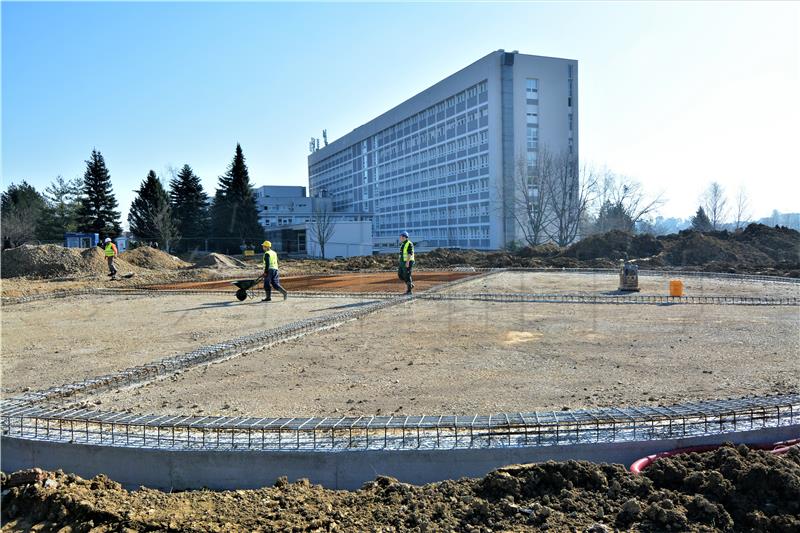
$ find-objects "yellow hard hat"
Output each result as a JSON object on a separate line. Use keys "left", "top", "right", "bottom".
{"left": 262, "top": 240, "right": 271, "bottom": 247}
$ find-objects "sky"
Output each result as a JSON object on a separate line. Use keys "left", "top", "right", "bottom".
{"left": 2, "top": 1, "right": 798, "bottom": 226}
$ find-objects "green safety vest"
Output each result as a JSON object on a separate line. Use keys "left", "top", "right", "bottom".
{"left": 400, "top": 241, "right": 415, "bottom": 262}
{"left": 262, "top": 250, "right": 278, "bottom": 269}
{"left": 104, "top": 243, "right": 116, "bottom": 257}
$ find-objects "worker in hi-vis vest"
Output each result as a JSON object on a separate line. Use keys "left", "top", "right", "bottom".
{"left": 398, "top": 231, "right": 415, "bottom": 295}
{"left": 261, "top": 240, "right": 288, "bottom": 302}
{"left": 103, "top": 238, "right": 118, "bottom": 279}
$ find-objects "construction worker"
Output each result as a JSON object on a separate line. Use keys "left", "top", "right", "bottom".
{"left": 103, "top": 238, "right": 118, "bottom": 279}
{"left": 261, "top": 240, "right": 288, "bottom": 302}
{"left": 398, "top": 231, "right": 415, "bottom": 294}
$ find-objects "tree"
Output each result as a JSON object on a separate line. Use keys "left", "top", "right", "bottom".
{"left": 76, "top": 149, "right": 122, "bottom": 238}
{"left": 733, "top": 186, "right": 751, "bottom": 230}
{"left": 170, "top": 164, "right": 210, "bottom": 252}
{"left": 544, "top": 152, "right": 597, "bottom": 246}
{"left": 702, "top": 181, "right": 728, "bottom": 230}
{"left": 128, "top": 170, "right": 177, "bottom": 250}
{"left": 309, "top": 200, "right": 337, "bottom": 259}
{"left": 210, "top": 144, "right": 263, "bottom": 254}
{"left": 511, "top": 151, "right": 552, "bottom": 246}
{"left": 1, "top": 181, "right": 47, "bottom": 246}
{"left": 589, "top": 172, "right": 664, "bottom": 234}
{"left": 36, "top": 176, "right": 82, "bottom": 242}
{"left": 691, "top": 206, "right": 713, "bottom": 232}
{"left": 595, "top": 200, "right": 634, "bottom": 233}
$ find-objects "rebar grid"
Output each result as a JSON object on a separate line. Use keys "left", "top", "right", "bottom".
{"left": 420, "top": 293, "right": 800, "bottom": 306}
{"left": 1, "top": 269, "right": 493, "bottom": 410}
{"left": 2, "top": 395, "right": 797, "bottom": 451}
{"left": 3, "top": 268, "right": 796, "bottom": 306}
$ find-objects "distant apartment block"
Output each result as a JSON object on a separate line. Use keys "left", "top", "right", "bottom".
{"left": 308, "top": 50, "right": 578, "bottom": 251}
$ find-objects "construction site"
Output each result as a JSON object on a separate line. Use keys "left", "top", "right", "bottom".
{"left": 1, "top": 229, "right": 799, "bottom": 532}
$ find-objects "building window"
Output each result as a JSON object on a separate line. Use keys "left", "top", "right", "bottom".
{"left": 526, "top": 126, "right": 538, "bottom": 150}
{"left": 526, "top": 104, "right": 538, "bottom": 124}
{"left": 526, "top": 78, "right": 538, "bottom": 99}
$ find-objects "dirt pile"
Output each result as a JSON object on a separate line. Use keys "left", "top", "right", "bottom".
{"left": 1, "top": 245, "right": 139, "bottom": 279}
{"left": 120, "top": 247, "right": 190, "bottom": 270}
{"left": 2, "top": 445, "right": 797, "bottom": 532}
{"left": 564, "top": 230, "right": 664, "bottom": 261}
{"left": 191, "top": 252, "right": 249, "bottom": 269}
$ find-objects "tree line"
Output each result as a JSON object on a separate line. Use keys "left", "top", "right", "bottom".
{"left": 1, "top": 144, "right": 263, "bottom": 254}
{"left": 509, "top": 146, "right": 762, "bottom": 247}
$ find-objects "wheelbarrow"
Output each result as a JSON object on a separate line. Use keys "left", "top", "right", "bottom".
{"left": 231, "top": 274, "right": 264, "bottom": 301}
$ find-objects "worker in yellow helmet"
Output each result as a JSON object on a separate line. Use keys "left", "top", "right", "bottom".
{"left": 261, "top": 240, "right": 288, "bottom": 302}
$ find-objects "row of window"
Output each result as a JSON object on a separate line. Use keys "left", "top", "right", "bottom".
{"left": 376, "top": 114, "right": 489, "bottom": 163}
{"left": 375, "top": 177, "right": 490, "bottom": 205}
{"left": 376, "top": 225, "right": 490, "bottom": 240}
{"left": 310, "top": 79, "right": 490, "bottom": 178}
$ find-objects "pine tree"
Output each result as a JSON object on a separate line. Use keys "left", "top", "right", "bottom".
{"left": 691, "top": 206, "right": 713, "bottom": 232}
{"left": 1, "top": 181, "right": 47, "bottom": 246}
{"left": 37, "top": 176, "right": 82, "bottom": 242}
{"left": 76, "top": 150, "right": 122, "bottom": 238}
{"left": 170, "top": 164, "right": 210, "bottom": 252}
{"left": 128, "top": 170, "right": 177, "bottom": 249}
{"left": 210, "top": 144, "right": 263, "bottom": 254}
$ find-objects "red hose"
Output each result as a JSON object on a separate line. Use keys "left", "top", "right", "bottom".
{"left": 629, "top": 438, "right": 800, "bottom": 474}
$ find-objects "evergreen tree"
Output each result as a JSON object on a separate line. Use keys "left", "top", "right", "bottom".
{"left": 37, "top": 176, "right": 82, "bottom": 242}
{"left": 595, "top": 200, "right": 634, "bottom": 233}
{"left": 210, "top": 144, "right": 263, "bottom": 253}
{"left": 1, "top": 181, "right": 47, "bottom": 246}
{"left": 691, "top": 206, "right": 713, "bottom": 232}
{"left": 170, "top": 164, "right": 210, "bottom": 252}
{"left": 128, "top": 170, "right": 177, "bottom": 249}
{"left": 76, "top": 150, "right": 122, "bottom": 238}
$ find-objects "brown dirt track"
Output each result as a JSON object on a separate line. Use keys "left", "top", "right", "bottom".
{"left": 144, "top": 271, "right": 477, "bottom": 293}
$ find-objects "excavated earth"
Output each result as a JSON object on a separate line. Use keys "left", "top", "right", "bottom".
{"left": 2, "top": 445, "right": 799, "bottom": 532}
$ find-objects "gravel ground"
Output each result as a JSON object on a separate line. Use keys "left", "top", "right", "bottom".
{"left": 90, "top": 297, "right": 800, "bottom": 417}
{"left": 444, "top": 271, "right": 800, "bottom": 298}
{"left": 1, "top": 293, "right": 372, "bottom": 395}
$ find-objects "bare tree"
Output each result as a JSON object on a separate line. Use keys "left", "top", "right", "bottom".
{"left": 152, "top": 202, "right": 180, "bottom": 253}
{"left": 510, "top": 151, "right": 553, "bottom": 246}
{"left": 589, "top": 172, "right": 664, "bottom": 234}
{"left": 545, "top": 152, "right": 598, "bottom": 246}
{"left": 309, "top": 202, "right": 336, "bottom": 259}
{"left": 733, "top": 186, "right": 750, "bottom": 230}
{"left": 702, "top": 181, "right": 728, "bottom": 230}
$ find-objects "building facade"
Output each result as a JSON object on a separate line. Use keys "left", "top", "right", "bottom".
{"left": 308, "top": 50, "right": 578, "bottom": 251}
{"left": 254, "top": 185, "right": 372, "bottom": 257}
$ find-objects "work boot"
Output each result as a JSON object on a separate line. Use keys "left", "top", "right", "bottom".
{"left": 262, "top": 297, "right": 271, "bottom": 302}
{"left": 282, "top": 290, "right": 288, "bottom": 301}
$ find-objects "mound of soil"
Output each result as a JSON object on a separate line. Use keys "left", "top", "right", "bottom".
{"left": 120, "top": 247, "right": 190, "bottom": 270}
{"left": 191, "top": 252, "right": 249, "bottom": 269}
{"left": 2, "top": 445, "right": 797, "bottom": 532}
{"left": 1, "top": 245, "right": 139, "bottom": 279}
{"left": 564, "top": 231, "right": 664, "bottom": 261}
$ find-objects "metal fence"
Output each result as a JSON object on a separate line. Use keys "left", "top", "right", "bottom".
{"left": 3, "top": 395, "right": 797, "bottom": 452}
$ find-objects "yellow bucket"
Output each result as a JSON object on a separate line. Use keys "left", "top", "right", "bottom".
{"left": 669, "top": 280, "right": 683, "bottom": 297}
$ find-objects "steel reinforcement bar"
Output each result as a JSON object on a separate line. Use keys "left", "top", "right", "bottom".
{"left": 2, "top": 395, "right": 797, "bottom": 452}
{"left": 419, "top": 292, "right": 800, "bottom": 306}
{"left": 1, "top": 269, "right": 495, "bottom": 410}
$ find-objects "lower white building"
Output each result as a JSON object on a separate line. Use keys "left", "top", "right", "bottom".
{"left": 255, "top": 185, "right": 372, "bottom": 258}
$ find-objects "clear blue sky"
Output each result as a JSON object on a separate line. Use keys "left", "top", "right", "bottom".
{"left": 3, "top": 1, "right": 798, "bottom": 226}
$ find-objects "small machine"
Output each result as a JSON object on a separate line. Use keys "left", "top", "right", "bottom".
{"left": 618, "top": 260, "right": 640, "bottom": 292}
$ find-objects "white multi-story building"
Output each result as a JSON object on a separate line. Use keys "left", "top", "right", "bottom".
{"left": 308, "top": 50, "right": 578, "bottom": 251}
{"left": 254, "top": 185, "right": 372, "bottom": 257}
